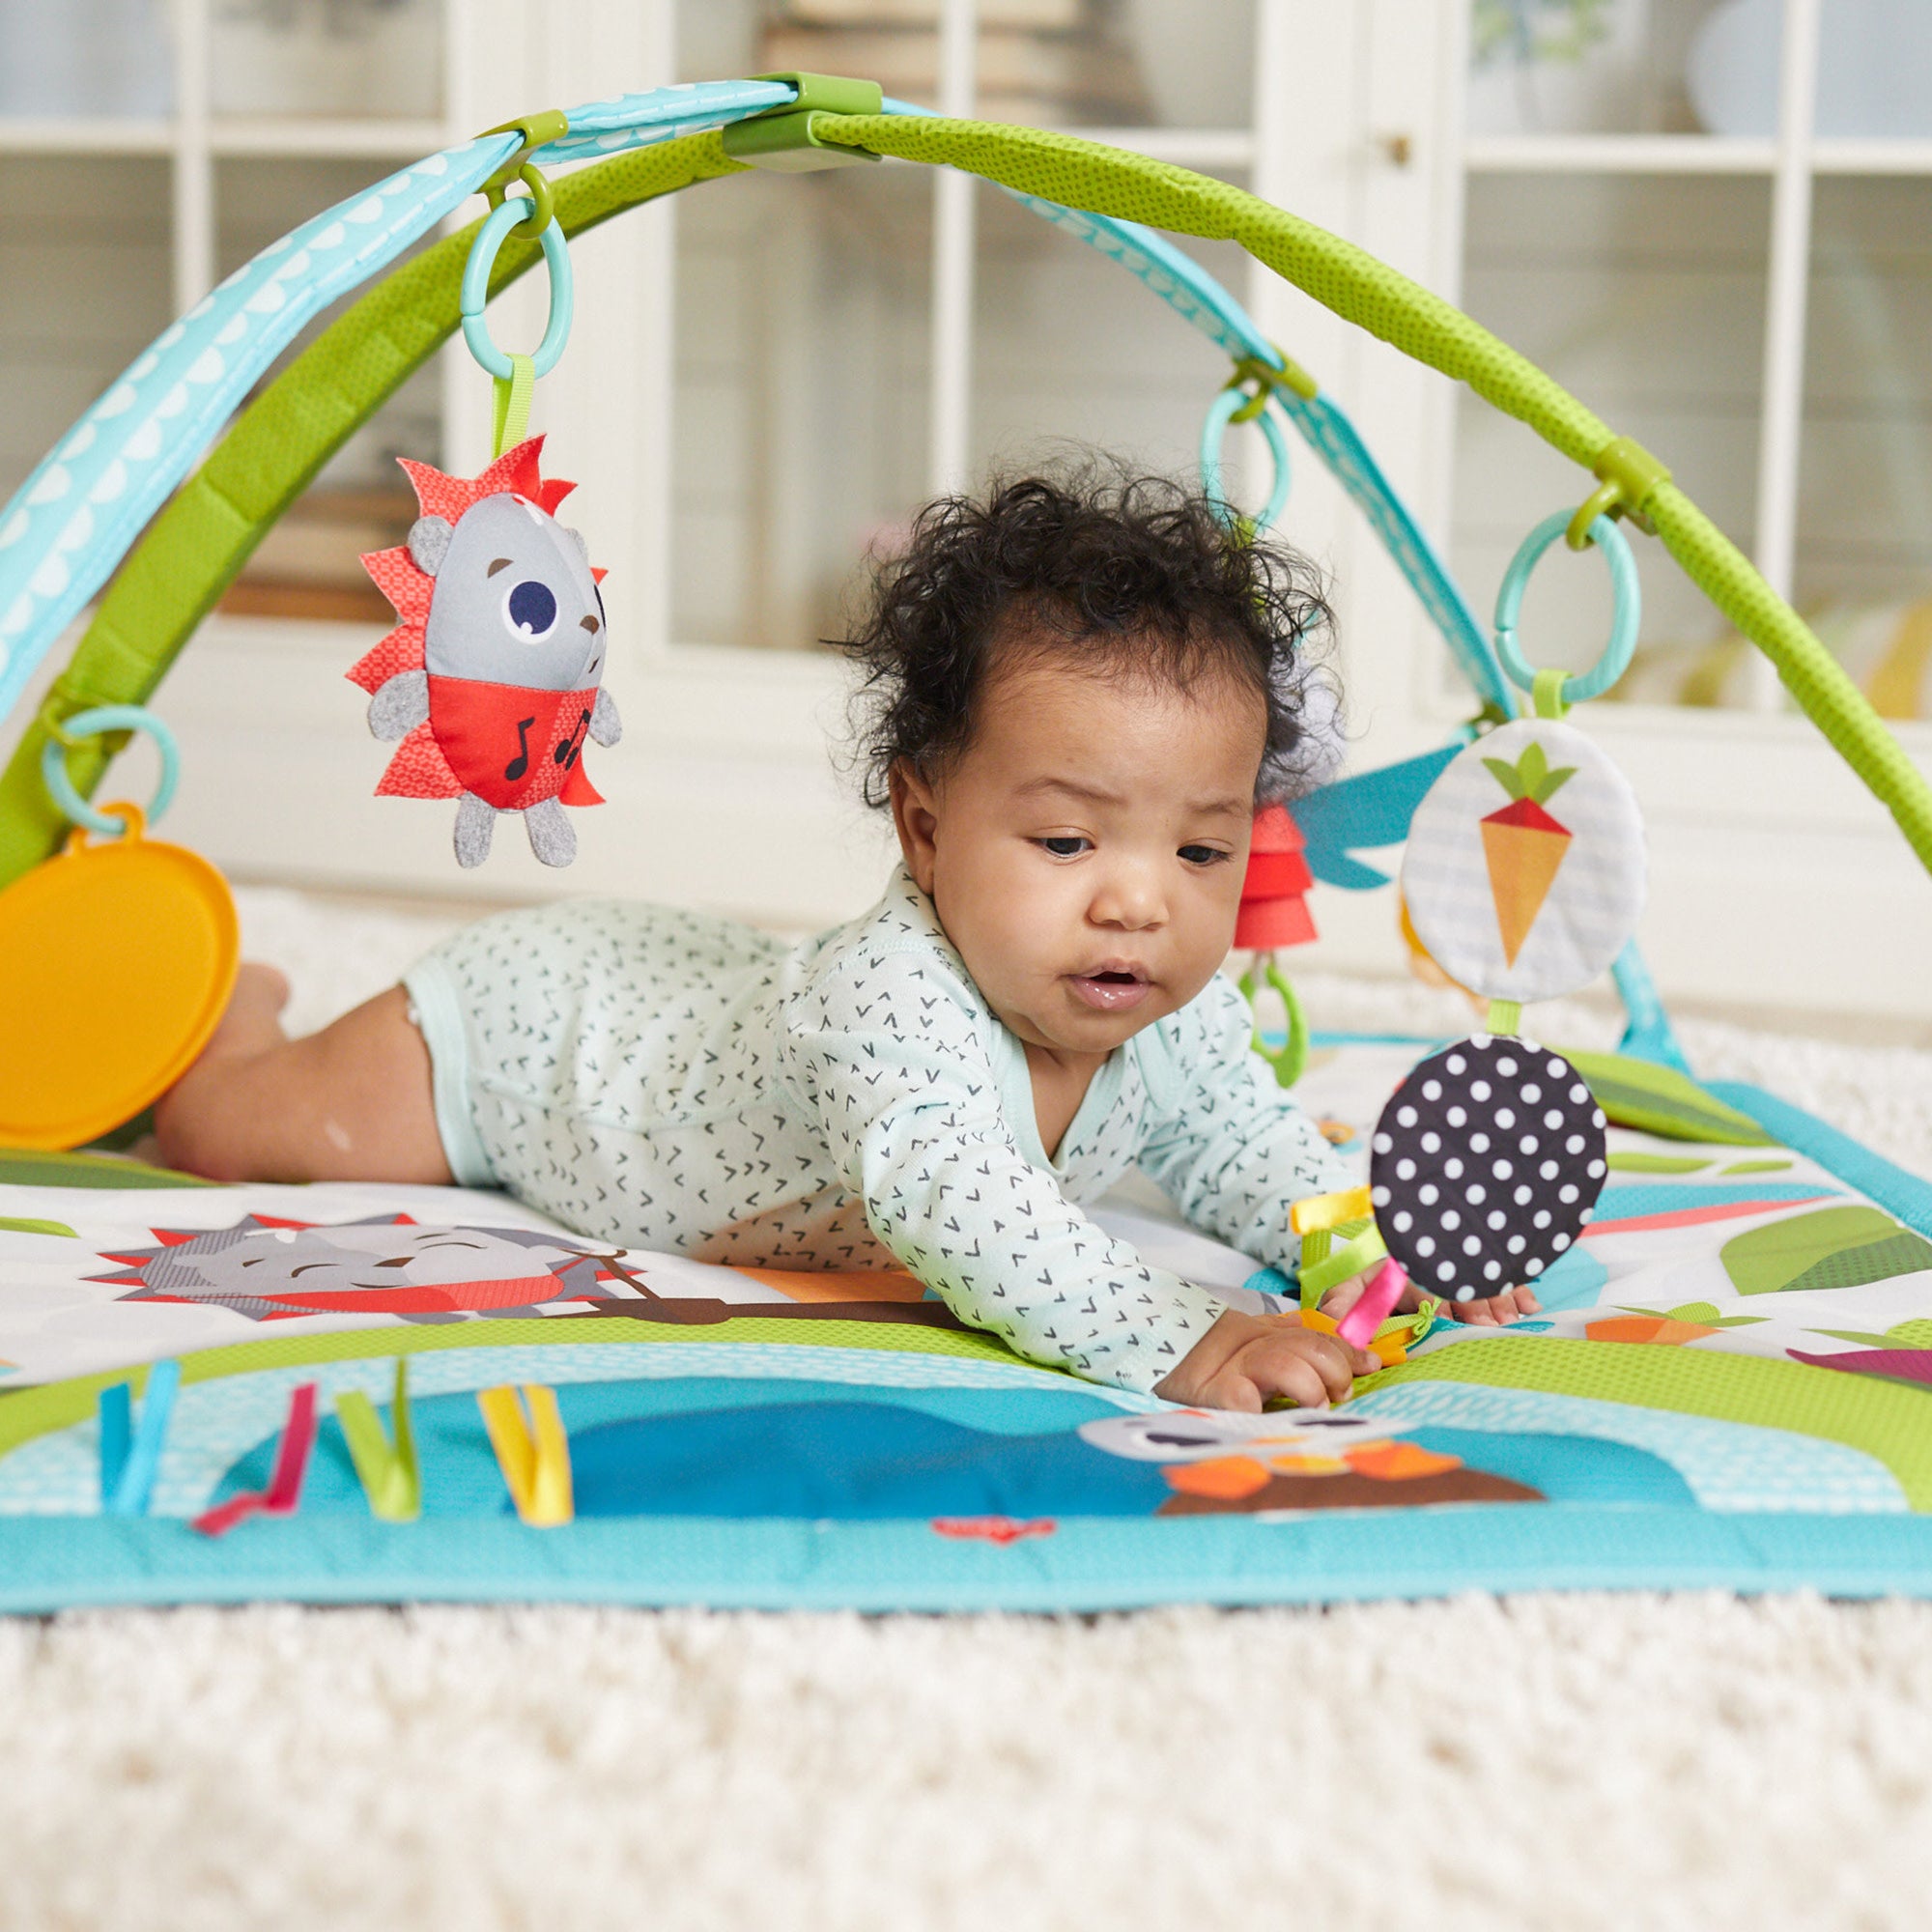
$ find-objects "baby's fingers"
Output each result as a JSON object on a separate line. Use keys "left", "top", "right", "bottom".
{"left": 1317, "top": 1273, "right": 1367, "bottom": 1321}
{"left": 1303, "top": 1334, "right": 1367, "bottom": 1402}
{"left": 1246, "top": 1348, "right": 1337, "bottom": 1411}
{"left": 1269, "top": 1329, "right": 1372, "bottom": 1405}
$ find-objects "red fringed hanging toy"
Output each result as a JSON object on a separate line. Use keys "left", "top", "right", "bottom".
{"left": 1235, "top": 803, "right": 1316, "bottom": 951}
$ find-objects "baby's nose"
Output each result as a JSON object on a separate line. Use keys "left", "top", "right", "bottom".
{"left": 1091, "top": 867, "right": 1165, "bottom": 929}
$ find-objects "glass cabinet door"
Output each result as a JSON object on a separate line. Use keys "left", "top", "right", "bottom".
{"left": 970, "top": 174, "right": 1264, "bottom": 501}
{"left": 748, "top": 0, "right": 1255, "bottom": 129}
{"left": 674, "top": 0, "right": 935, "bottom": 653}
{"left": 213, "top": 156, "right": 445, "bottom": 624}
{"left": 0, "top": 156, "right": 173, "bottom": 504}
{"left": 1452, "top": 170, "right": 1772, "bottom": 700}
{"left": 1455, "top": 0, "right": 1932, "bottom": 718}
{"left": 1793, "top": 174, "right": 1932, "bottom": 722}
{"left": 1466, "top": 0, "right": 1776, "bottom": 141}
{"left": 670, "top": 162, "right": 935, "bottom": 653}
{"left": 210, "top": 0, "right": 444, "bottom": 121}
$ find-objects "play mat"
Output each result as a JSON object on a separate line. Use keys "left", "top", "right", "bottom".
{"left": 4, "top": 78, "right": 1932, "bottom": 1612}
{"left": 2, "top": 1037, "right": 1929, "bottom": 1614}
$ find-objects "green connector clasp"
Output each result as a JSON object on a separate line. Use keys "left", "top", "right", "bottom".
{"left": 723, "top": 72, "right": 884, "bottom": 171}
{"left": 478, "top": 108, "right": 571, "bottom": 234}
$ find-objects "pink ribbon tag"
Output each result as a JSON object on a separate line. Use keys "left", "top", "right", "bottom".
{"left": 1336, "top": 1259, "right": 1407, "bottom": 1350}
{"left": 192, "top": 1382, "right": 319, "bottom": 1537}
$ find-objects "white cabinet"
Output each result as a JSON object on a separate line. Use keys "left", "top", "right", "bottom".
{"left": 6, "top": 0, "right": 1927, "bottom": 1018}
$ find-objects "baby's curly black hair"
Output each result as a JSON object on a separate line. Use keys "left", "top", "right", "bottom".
{"left": 836, "top": 465, "right": 1337, "bottom": 810}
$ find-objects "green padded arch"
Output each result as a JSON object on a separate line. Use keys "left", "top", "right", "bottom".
{"left": 5, "top": 108, "right": 1929, "bottom": 893}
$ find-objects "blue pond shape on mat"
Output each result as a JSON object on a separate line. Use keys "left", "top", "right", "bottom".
{"left": 214, "top": 1376, "right": 1696, "bottom": 1521}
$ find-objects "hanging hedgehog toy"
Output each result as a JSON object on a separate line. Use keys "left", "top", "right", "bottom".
{"left": 350, "top": 435, "right": 618, "bottom": 868}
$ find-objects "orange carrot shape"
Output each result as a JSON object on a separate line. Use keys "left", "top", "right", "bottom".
{"left": 1479, "top": 740, "right": 1577, "bottom": 965}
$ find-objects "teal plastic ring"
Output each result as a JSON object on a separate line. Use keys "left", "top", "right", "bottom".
{"left": 41, "top": 703, "right": 181, "bottom": 837}
{"left": 460, "top": 196, "right": 574, "bottom": 381}
{"left": 1199, "top": 384, "right": 1292, "bottom": 533}
{"left": 1492, "top": 508, "right": 1641, "bottom": 705}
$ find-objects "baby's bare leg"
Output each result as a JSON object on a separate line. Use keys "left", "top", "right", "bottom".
{"left": 154, "top": 965, "right": 452, "bottom": 1185}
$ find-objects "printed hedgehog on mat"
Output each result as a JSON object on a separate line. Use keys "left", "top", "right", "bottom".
{"left": 88, "top": 1213, "right": 631, "bottom": 1320}
{"left": 351, "top": 435, "right": 619, "bottom": 868}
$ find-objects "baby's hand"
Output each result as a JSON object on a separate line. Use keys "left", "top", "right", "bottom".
{"left": 1446, "top": 1283, "right": 1541, "bottom": 1325}
{"left": 1317, "top": 1267, "right": 1432, "bottom": 1326}
{"left": 1154, "top": 1310, "right": 1378, "bottom": 1412}
{"left": 1319, "top": 1272, "right": 1541, "bottom": 1328}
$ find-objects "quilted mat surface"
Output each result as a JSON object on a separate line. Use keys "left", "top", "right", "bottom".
{"left": 3, "top": 1040, "right": 1930, "bottom": 1612}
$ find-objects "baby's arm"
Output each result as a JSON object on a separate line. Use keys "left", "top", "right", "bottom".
{"left": 785, "top": 952, "right": 1260, "bottom": 1396}
{"left": 1134, "top": 973, "right": 1352, "bottom": 1275}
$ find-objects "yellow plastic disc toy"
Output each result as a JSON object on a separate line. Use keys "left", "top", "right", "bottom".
{"left": 0, "top": 801, "right": 240, "bottom": 1151}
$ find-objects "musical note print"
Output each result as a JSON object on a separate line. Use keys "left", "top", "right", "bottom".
{"left": 554, "top": 706, "right": 592, "bottom": 771}
{"left": 503, "top": 715, "right": 538, "bottom": 782}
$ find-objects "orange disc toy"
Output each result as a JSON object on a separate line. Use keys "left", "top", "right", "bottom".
{"left": 0, "top": 709, "right": 239, "bottom": 1150}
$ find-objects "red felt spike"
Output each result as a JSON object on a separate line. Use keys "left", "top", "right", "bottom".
{"left": 347, "top": 622, "right": 426, "bottom": 694}
{"left": 395, "top": 457, "right": 473, "bottom": 525}
{"left": 376, "top": 720, "right": 464, "bottom": 800}
{"left": 501, "top": 436, "right": 547, "bottom": 497}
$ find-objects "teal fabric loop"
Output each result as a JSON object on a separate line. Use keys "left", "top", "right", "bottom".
{"left": 460, "top": 197, "right": 574, "bottom": 381}
{"left": 41, "top": 704, "right": 180, "bottom": 837}
{"left": 1199, "top": 384, "right": 1292, "bottom": 533}
{"left": 1492, "top": 509, "right": 1640, "bottom": 705}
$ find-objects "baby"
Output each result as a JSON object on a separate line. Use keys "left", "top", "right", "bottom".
{"left": 156, "top": 470, "right": 1533, "bottom": 1409}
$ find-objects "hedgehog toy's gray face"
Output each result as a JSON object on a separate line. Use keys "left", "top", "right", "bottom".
{"left": 123, "top": 1223, "right": 588, "bottom": 1299}
{"left": 414, "top": 492, "right": 606, "bottom": 692}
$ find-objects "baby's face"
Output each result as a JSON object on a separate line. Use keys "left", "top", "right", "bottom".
{"left": 893, "top": 651, "right": 1264, "bottom": 1062}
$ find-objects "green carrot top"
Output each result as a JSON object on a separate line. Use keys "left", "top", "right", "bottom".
{"left": 1482, "top": 738, "right": 1577, "bottom": 807}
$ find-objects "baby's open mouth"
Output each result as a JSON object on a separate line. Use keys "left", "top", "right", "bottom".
{"left": 1067, "top": 965, "right": 1153, "bottom": 1013}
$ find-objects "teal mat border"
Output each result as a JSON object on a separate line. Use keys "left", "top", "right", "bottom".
{"left": 1709, "top": 1081, "right": 1932, "bottom": 1240}
{"left": 3, "top": 1507, "right": 1930, "bottom": 1616}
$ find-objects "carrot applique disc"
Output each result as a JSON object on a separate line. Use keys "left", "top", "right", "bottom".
{"left": 1401, "top": 719, "right": 1645, "bottom": 1005}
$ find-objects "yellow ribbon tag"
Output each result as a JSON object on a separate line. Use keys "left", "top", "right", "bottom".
{"left": 477, "top": 1383, "right": 574, "bottom": 1526}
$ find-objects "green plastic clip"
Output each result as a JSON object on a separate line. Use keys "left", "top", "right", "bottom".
{"left": 723, "top": 73, "right": 884, "bottom": 171}
{"left": 1237, "top": 952, "right": 1309, "bottom": 1090}
{"left": 478, "top": 108, "right": 571, "bottom": 235}
{"left": 1565, "top": 435, "right": 1672, "bottom": 551}
{"left": 1224, "top": 346, "right": 1319, "bottom": 423}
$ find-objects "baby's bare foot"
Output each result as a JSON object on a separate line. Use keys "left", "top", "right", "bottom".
{"left": 200, "top": 962, "right": 293, "bottom": 1063}
{"left": 155, "top": 963, "right": 292, "bottom": 1165}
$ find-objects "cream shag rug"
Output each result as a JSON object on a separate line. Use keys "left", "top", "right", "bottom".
{"left": 3, "top": 888, "right": 1929, "bottom": 1932}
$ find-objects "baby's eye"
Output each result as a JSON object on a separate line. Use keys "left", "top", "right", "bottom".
{"left": 1037, "top": 836, "right": 1091, "bottom": 858}
{"left": 1179, "top": 844, "right": 1231, "bottom": 866}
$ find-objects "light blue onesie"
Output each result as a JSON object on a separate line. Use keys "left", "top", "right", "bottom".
{"left": 404, "top": 867, "right": 1350, "bottom": 1394}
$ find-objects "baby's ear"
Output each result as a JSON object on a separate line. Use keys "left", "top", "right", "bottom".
{"left": 408, "top": 515, "right": 454, "bottom": 577}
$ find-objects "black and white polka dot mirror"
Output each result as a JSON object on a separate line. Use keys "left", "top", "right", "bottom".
{"left": 1369, "top": 1035, "right": 1607, "bottom": 1302}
